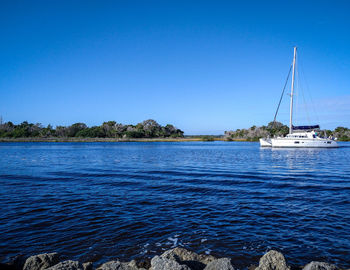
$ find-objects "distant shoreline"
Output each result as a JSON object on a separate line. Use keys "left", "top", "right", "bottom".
{"left": 0, "top": 137, "right": 234, "bottom": 143}
{"left": 2, "top": 120, "right": 349, "bottom": 142}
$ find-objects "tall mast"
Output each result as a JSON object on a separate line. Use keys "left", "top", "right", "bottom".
{"left": 289, "top": 46, "right": 297, "bottom": 134}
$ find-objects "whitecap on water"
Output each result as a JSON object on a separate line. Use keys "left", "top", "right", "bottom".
{"left": 205, "top": 249, "right": 211, "bottom": 255}
{"left": 167, "top": 236, "right": 178, "bottom": 247}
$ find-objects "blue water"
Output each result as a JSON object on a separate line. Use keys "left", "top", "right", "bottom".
{"left": 0, "top": 142, "right": 349, "bottom": 268}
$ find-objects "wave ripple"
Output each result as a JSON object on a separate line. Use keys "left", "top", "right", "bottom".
{"left": 0, "top": 142, "right": 349, "bottom": 268}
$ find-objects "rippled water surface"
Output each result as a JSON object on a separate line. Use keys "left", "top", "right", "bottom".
{"left": 1, "top": 142, "right": 350, "bottom": 267}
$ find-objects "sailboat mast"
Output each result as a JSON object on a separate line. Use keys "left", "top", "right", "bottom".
{"left": 289, "top": 46, "right": 297, "bottom": 134}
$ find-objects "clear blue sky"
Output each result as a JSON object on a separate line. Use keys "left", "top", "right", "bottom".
{"left": 1, "top": 1, "right": 349, "bottom": 134}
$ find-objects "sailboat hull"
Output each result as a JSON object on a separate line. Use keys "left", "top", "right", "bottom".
{"left": 259, "top": 138, "right": 272, "bottom": 147}
{"left": 271, "top": 138, "right": 338, "bottom": 148}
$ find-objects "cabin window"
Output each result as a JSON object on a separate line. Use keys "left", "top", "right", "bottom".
{"left": 327, "top": 141, "right": 331, "bottom": 144}
{"left": 294, "top": 141, "right": 300, "bottom": 144}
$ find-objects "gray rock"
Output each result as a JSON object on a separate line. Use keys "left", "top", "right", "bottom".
{"left": 204, "top": 258, "right": 235, "bottom": 270}
{"left": 303, "top": 262, "right": 338, "bottom": 270}
{"left": 128, "top": 260, "right": 138, "bottom": 268}
{"left": 46, "top": 260, "right": 84, "bottom": 270}
{"left": 151, "top": 256, "right": 191, "bottom": 270}
{"left": 23, "top": 253, "right": 61, "bottom": 270}
{"left": 83, "top": 262, "right": 93, "bottom": 270}
{"left": 161, "top": 247, "right": 216, "bottom": 270}
{"left": 256, "top": 250, "right": 290, "bottom": 270}
{"left": 97, "top": 260, "right": 139, "bottom": 270}
{"left": 131, "top": 258, "right": 150, "bottom": 270}
{"left": 126, "top": 260, "right": 147, "bottom": 270}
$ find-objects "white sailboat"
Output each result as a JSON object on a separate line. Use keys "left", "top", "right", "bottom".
{"left": 260, "top": 47, "right": 338, "bottom": 148}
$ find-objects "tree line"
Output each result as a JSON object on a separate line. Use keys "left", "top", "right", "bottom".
{"left": 0, "top": 119, "right": 184, "bottom": 139}
{"left": 225, "top": 122, "right": 350, "bottom": 141}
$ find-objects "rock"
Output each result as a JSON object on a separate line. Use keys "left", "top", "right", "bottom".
{"left": 151, "top": 255, "right": 191, "bottom": 270}
{"left": 133, "top": 258, "right": 151, "bottom": 269}
{"left": 161, "top": 247, "right": 216, "bottom": 270}
{"left": 303, "top": 262, "right": 338, "bottom": 270}
{"left": 248, "top": 265, "right": 258, "bottom": 270}
{"left": 46, "top": 260, "right": 84, "bottom": 270}
{"left": 126, "top": 260, "right": 147, "bottom": 270}
{"left": 204, "top": 258, "right": 235, "bottom": 270}
{"left": 97, "top": 260, "right": 139, "bottom": 270}
{"left": 23, "top": 252, "right": 61, "bottom": 270}
{"left": 83, "top": 262, "right": 94, "bottom": 270}
{"left": 97, "top": 261, "right": 123, "bottom": 270}
{"left": 128, "top": 260, "right": 138, "bottom": 268}
{"left": 256, "top": 250, "right": 290, "bottom": 270}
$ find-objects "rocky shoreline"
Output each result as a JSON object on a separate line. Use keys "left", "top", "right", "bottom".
{"left": 1, "top": 248, "right": 345, "bottom": 270}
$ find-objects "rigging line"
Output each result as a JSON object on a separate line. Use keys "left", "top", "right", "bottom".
{"left": 299, "top": 54, "right": 319, "bottom": 123}
{"left": 272, "top": 64, "right": 293, "bottom": 128}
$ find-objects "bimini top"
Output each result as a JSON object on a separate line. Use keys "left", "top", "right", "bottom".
{"left": 292, "top": 125, "right": 320, "bottom": 130}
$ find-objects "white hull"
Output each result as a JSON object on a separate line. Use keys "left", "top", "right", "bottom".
{"left": 271, "top": 138, "right": 338, "bottom": 148}
{"left": 259, "top": 138, "right": 272, "bottom": 147}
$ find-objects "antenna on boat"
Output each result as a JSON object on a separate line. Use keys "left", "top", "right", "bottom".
{"left": 289, "top": 46, "right": 297, "bottom": 134}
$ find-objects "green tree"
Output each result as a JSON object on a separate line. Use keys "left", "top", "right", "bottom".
{"left": 68, "top": 123, "right": 88, "bottom": 137}
{"left": 142, "top": 119, "right": 161, "bottom": 137}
